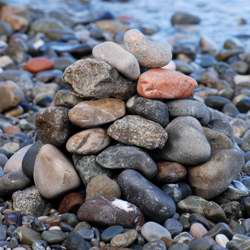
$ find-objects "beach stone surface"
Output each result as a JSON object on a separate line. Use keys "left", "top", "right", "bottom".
{"left": 96, "top": 145, "right": 157, "bottom": 178}
{"left": 124, "top": 29, "right": 172, "bottom": 68}
{"left": 66, "top": 128, "right": 110, "bottom": 155}
{"left": 33, "top": 144, "right": 81, "bottom": 199}
{"left": 108, "top": 115, "right": 168, "bottom": 149}
{"left": 111, "top": 229, "right": 138, "bottom": 247}
{"left": 68, "top": 98, "right": 125, "bottom": 128}
{"left": 118, "top": 169, "right": 176, "bottom": 222}
{"left": 36, "top": 106, "right": 70, "bottom": 146}
{"left": 137, "top": 69, "right": 198, "bottom": 99}
{"left": 159, "top": 116, "right": 211, "bottom": 165}
{"left": 64, "top": 58, "right": 136, "bottom": 99}
{"left": 93, "top": 41, "right": 140, "bottom": 80}
{"left": 77, "top": 196, "right": 144, "bottom": 227}
{"left": 24, "top": 57, "right": 54, "bottom": 73}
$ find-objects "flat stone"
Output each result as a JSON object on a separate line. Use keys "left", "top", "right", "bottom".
{"left": 69, "top": 98, "right": 125, "bottom": 128}
{"left": 159, "top": 116, "right": 211, "bottom": 165}
{"left": 36, "top": 106, "right": 70, "bottom": 146}
{"left": 101, "top": 225, "right": 124, "bottom": 242}
{"left": 166, "top": 99, "right": 211, "bottom": 125}
{"left": 77, "top": 196, "right": 144, "bottom": 227}
{"left": 96, "top": 145, "right": 157, "bottom": 178}
{"left": 111, "top": 229, "right": 138, "bottom": 247}
{"left": 54, "top": 89, "right": 82, "bottom": 108}
{"left": 41, "top": 230, "right": 65, "bottom": 244}
{"left": 108, "top": 115, "right": 168, "bottom": 150}
{"left": 64, "top": 58, "right": 136, "bottom": 99}
{"left": 33, "top": 144, "right": 81, "bottom": 199}
{"left": 171, "top": 11, "right": 201, "bottom": 25}
{"left": 0, "top": 81, "right": 24, "bottom": 112}
{"left": 143, "top": 240, "right": 167, "bottom": 250}
{"left": 86, "top": 175, "right": 121, "bottom": 200}
{"left": 126, "top": 95, "right": 169, "bottom": 126}
{"left": 137, "top": 69, "right": 197, "bottom": 99}
{"left": 24, "top": 57, "right": 54, "bottom": 73}
{"left": 141, "top": 222, "right": 171, "bottom": 241}
{"left": 73, "top": 154, "right": 112, "bottom": 185}
{"left": 16, "top": 227, "right": 41, "bottom": 245}
{"left": 66, "top": 128, "right": 110, "bottom": 155}
{"left": 124, "top": 29, "right": 172, "bottom": 68}
{"left": 64, "top": 232, "right": 90, "bottom": 250}
{"left": 156, "top": 161, "right": 187, "bottom": 183}
{"left": 118, "top": 169, "right": 176, "bottom": 222}
{"left": 190, "top": 223, "right": 208, "bottom": 238}
{"left": 12, "top": 186, "right": 45, "bottom": 216}
{"left": 189, "top": 148, "right": 245, "bottom": 199}
{"left": 93, "top": 41, "right": 140, "bottom": 80}
{"left": 164, "top": 218, "right": 183, "bottom": 236}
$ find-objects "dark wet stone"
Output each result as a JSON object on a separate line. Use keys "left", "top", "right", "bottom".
{"left": 0, "top": 225, "right": 7, "bottom": 241}
{"left": 96, "top": 145, "right": 157, "bottom": 178}
{"left": 36, "top": 106, "right": 70, "bottom": 146}
{"left": 118, "top": 169, "right": 176, "bottom": 222}
{"left": 101, "top": 225, "right": 124, "bottom": 242}
{"left": 242, "top": 196, "right": 250, "bottom": 216}
{"left": 54, "top": 89, "right": 82, "bottom": 108}
{"left": 126, "top": 95, "right": 169, "bottom": 126}
{"left": 77, "top": 196, "right": 144, "bottom": 227}
{"left": 164, "top": 218, "right": 183, "bottom": 236}
{"left": 75, "top": 228, "right": 94, "bottom": 240}
{"left": 227, "top": 234, "right": 250, "bottom": 250}
{"left": 205, "top": 96, "right": 231, "bottom": 110}
{"left": 22, "top": 141, "right": 43, "bottom": 179}
{"left": 142, "top": 240, "right": 166, "bottom": 250}
{"left": 36, "top": 69, "right": 63, "bottom": 83}
{"left": 235, "top": 96, "right": 250, "bottom": 113}
{"left": 166, "top": 99, "right": 211, "bottom": 125}
{"left": 16, "top": 226, "right": 41, "bottom": 245}
{"left": 207, "top": 223, "right": 233, "bottom": 239}
{"left": 73, "top": 155, "right": 112, "bottom": 185}
{"left": 41, "top": 230, "right": 66, "bottom": 244}
{"left": 162, "top": 183, "right": 192, "bottom": 203}
{"left": 171, "top": 11, "right": 201, "bottom": 25}
{"left": 169, "top": 243, "right": 189, "bottom": 250}
{"left": 159, "top": 116, "right": 211, "bottom": 165}
{"left": 64, "top": 232, "right": 90, "bottom": 250}
{"left": 0, "top": 153, "right": 8, "bottom": 167}
{"left": 189, "top": 237, "right": 214, "bottom": 250}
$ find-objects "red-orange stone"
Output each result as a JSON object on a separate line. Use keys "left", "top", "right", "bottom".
{"left": 58, "top": 192, "right": 84, "bottom": 214}
{"left": 3, "top": 125, "right": 21, "bottom": 135}
{"left": 24, "top": 57, "right": 54, "bottom": 73}
{"left": 137, "top": 69, "right": 198, "bottom": 99}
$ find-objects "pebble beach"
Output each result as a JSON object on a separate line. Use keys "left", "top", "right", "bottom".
{"left": 0, "top": 0, "right": 250, "bottom": 250}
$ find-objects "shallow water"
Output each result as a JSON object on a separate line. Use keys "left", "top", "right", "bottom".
{"left": 4, "top": 0, "right": 250, "bottom": 46}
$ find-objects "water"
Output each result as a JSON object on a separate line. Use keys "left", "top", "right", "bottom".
{"left": 4, "top": 0, "right": 250, "bottom": 46}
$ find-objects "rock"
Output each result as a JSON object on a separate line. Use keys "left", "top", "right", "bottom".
{"left": 178, "top": 196, "right": 226, "bottom": 222}
{"left": 0, "top": 153, "right": 8, "bottom": 167}
{"left": 169, "top": 243, "right": 189, "bottom": 250}
{"left": 0, "top": 171, "right": 30, "bottom": 196}
{"left": 69, "top": 98, "right": 125, "bottom": 128}
{"left": 190, "top": 223, "right": 208, "bottom": 238}
{"left": 189, "top": 148, "right": 245, "bottom": 199}
{"left": 66, "top": 128, "right": 110, "bottom": 155}
{"left": 174, "top": 232, "right": 193, "bottom": 244}
{"left": 123, "top": 29, "right": 172, "bottom": 68}
{"left": 189, "top": 237, "right": 214, "bottom": 250}
{"left": 12, "top": 186, "right": 45, "bottom": 216}
{"left": 143, "top": 240, "right": 166, "bottom": 250}
{"left": 54, "top": 89, "right": 82, "bottom": 108}
{"left": 64, "top": 232, "right": 90, "bottom": 250}
{"left": 93, "top": 41, "right": 140, "bottom": 80}
{"left": 75, "top": 228, "right": 94, "bottom": 240}
{"left": 108, "top": 115, "right": 168, "bottom": 150}
{"left": 156, "top": 161, "right": 187, "bottom": 183}
{"left": 137, "top": 69, "right": 197, "bottom": 99}
{"left": 126, "top": 95, "right": 169, "bottom": 126}
{"left": 215, "top": 234, "right": 229, "bottom": 248}
{"left": 241, "top": 130, "right": 250, "bottom": 152}
{"left": 33, "top": 144, "right": 81, "bottom": 199}
{"left": 86, "top": 175, "right": 121, "bottom": 200}
{"left": 96, "top": 145, "right": 157, "bottom": 178}
{"left": 205, "top": 96, "right": 231, "bottom": 110}
{"left": 164, "top": 218, "right": 183, "bottom": 236}
{"left": 171, "top": 11, "right": 201, "bottom": 25}
{"left": 36, "top": 107, "right": 70, "bottom": 147}
{"left": 22, "top": 141, "right": 43, "bottom": 179}
{"left": 162, "top": 183, "right": 192, "bottom": 203}
{"left": 0, "top": 81, "right": 24, "bottom": 113}
{"left": 41, "top": 230, "right": 65, "bottom": 244}
{"left": 58, "top": 192, "right": 84, "bottom": 214}
{"left": 159, "top": 116, "right": 211, "bottom": 165}
{"left": 4, "top": 144, "right": 31, "bottom": 174}
{"left": 166, "top": 99, "right": 211, "bottom": 125}
{"left": 73, "top": 155, "right": 112, "bottom": 185}
{"left": 227, "top": 234, "right": 250, "bottom": 250}
{"left": 118, "top": 169, "right": 176, "bottom": 222}
{"left": 101, "top": 225, "right": 124, "bottom": 242}
{"left": 141, "top": 221, "right": 171, "bottom": 241}
{"left": 24, "top": 57, "right": 54, "bottom": 73}
{"left": 64, "top": 58, "right": 136, "bottom": 99}
{"left": 111, "top": 229, "right": 138, "bottom": 247}
{"left": 206, "top": 223, "right": 233, "bottom": 239}
{"left": 16, "top": 227, "right": 41, "bottom": 245}
{"left": 77, "top": 196, "right": 144, "bottom": 227}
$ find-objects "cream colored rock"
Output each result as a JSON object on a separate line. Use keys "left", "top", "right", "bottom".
{"left": 4, "top": 145, "right": 32, "bottom": 174}
{"left": 33, "top": 144, "right": 81, "bottom": 199}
